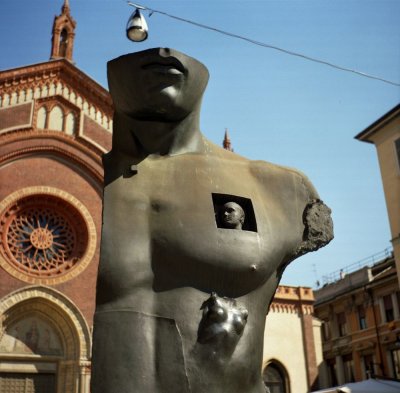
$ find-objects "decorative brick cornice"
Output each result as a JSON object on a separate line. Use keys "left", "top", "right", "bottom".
{"left": 275, "top": 285, "right": 315, "bottom": 301}
{"left": 0, "top": 145, "right": 103, "bottom": 186}
{"left": 270, "top": 286, "right": 315, "bottom": 315}
{"left": 0, "top": 60, "right": 113, "bottom": 117}
{"left": 0, "top": 128, "right": 104, "bottom": 171}
{"left": 270, "top": 302, "right": 298, "bottom": 314}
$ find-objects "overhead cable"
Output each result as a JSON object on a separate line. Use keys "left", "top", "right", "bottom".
{"left": 127, "top": 2, "right": 400, "bottom": 87}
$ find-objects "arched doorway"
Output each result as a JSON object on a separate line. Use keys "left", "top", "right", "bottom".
{"left": 263, "top": 361, "right": 290, "bottom": 393}
{"left": 0, "top": 287, "right": 91, "bottom": 393}
{"left": 0, "top": 314, "right": 61, "bottom": 392}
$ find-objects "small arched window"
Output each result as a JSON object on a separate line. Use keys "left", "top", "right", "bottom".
{"left": 26, "top": 89, "right": 33, "bottom": 101}
{"left": 65, "top": 113, "right": 75, "bottom": 135}
{"left": 41, "top": 85, "right": 49, "bottom": 97}
{"left": 3, "top": 94, "right": 10, "bottom": 106}
{"left": 37, "top": 107, "right": 47, "bottom": 129}
{"left": 18, "top": 90, "right": 26, "bottom": 103}
{"left": 263, "top": 362, "right": 289, "bottom": 393}
{"left": 63, "top": 86, "right": 69, "bottom": 99}
{"left": 48, "top": 105, "right": 63, "bottom": 131}
{"left": 10, "top": 92, "right": 17, "bottom": 105}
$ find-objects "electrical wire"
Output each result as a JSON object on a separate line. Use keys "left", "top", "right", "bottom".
{"left": 127, "top": 2, "right": 400, "bottom": 87}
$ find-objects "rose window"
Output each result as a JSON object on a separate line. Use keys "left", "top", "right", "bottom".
{"left": 0, "top": 195, "right": 88, "bottom": 278}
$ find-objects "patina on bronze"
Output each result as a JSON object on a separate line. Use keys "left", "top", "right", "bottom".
{"left": 91, "top": 48, "right": 333, "bottom": 393}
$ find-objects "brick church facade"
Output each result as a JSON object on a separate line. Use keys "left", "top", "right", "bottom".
{"left": 0, "top": 1, "right": 111, "bottom": 391}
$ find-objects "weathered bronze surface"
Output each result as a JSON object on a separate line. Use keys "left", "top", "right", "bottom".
{"left": 91, "top": 48, "right": 333, "bottom": 393}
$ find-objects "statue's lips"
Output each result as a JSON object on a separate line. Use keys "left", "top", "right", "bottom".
{"left": 141, "top": 58, "right": 185, "bottom": 76}
{"left": 143, "top": 64, "right": 183, "bottom": 75}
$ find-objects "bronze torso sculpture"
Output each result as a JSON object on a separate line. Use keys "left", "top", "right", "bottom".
{"left": 91, "top": 48, "right": 333, "bottom": 393}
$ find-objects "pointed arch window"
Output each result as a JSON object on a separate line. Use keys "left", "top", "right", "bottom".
{"left": 3, "top": 94, "right": 10, "bottom": 106}
{"left": 48, "top": 105, "right": 63, "bottom": 131}
{"left": 65, "top": 112, "right": 76, "bottom": 135}
{"left": 37, "top": 107, "right": 47, "bottom": 129}
{"left": 10, "top": 92, "right": 17, "bottom": 105}
{"left": 263, "top": 362, "right": 289, "bottom": 393}
{"left": 18, "top": 89, "right": 26, "bottom": 103}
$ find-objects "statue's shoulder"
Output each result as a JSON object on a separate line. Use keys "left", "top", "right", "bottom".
{"left": 249, "top": 159, "right": 320, "bottom": 200}
{"left": 204, "top": 139, "right": 318, "bottom": 199}
{"left": 249, "top": 159, "right": 334, "bottom": 254}
{"left": 203, "top": 139, "right": 248, "bottom": 163}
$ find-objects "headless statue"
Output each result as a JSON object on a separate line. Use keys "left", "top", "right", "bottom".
{"left": 91, "top": 48, "right": 333, "bottom": 393}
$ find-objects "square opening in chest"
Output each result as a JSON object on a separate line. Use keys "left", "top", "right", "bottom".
{"left": 212, "top": 193, "right": 257, "bottom": 232}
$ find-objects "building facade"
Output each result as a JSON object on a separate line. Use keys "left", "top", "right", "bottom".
{"left": 262, "top": 285, "right": 324, "bottom": 393}
{"left": 314, "top": 255, "right": 400, "bottom": 389}
{"left": 0, "top": 2, "right": 112, "bottom": 392}
{"left": 355, "top": 104, "right": 400, "bottom": 285}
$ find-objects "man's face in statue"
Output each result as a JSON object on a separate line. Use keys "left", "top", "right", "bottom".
{"left": 108, "top": 48, "right": 209, "bottom": 122}
{"left": 220, "top": 202, "right": 245, "bottom": 230}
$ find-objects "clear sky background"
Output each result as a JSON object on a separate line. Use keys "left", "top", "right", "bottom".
{"left": 1, "top": 0, "right": 399, "bottom": 288}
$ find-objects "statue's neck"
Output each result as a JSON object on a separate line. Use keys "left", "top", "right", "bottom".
{"left": 112, "top": 110, "right": 206, "bottom": 158}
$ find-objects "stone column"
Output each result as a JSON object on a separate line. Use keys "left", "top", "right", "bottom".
{"left": 79, "top": 361, "right": 91, "bottom": 393}
{"left": 335, "top": 355, "right": 345, "bottom": 385}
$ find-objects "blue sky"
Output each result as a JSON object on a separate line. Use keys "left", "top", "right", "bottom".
{"left": 1, "top": 0, "right": 399, "bottom": 288}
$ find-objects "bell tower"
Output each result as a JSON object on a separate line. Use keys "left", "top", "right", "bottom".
{"left": 223, "top": 128, "right": 234, "bottom": 152}
{"left": 50, "top": 0, "right": 76, "bottom": 62}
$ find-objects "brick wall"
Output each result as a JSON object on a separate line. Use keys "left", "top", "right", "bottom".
{"left": 0, "top": 155, "right": 102, "bottom": 327}
{"left": 0, "top": 103, "right": 32, "bottom": 131}
{"left": 82, "top": 115, "right": 111, "bottom": 152}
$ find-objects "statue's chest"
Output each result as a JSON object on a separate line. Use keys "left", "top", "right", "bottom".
{"left": 103, "top": 156, "right": 301, "bottom": 296}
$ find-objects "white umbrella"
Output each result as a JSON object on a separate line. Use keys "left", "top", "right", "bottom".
{"left": 311, "top": 379, "right": 400, "bottom": 393}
